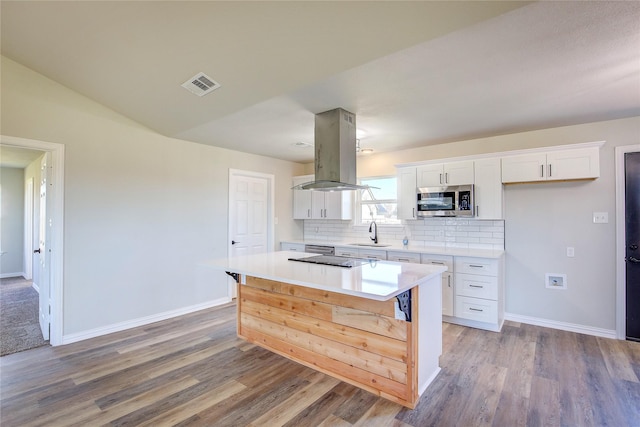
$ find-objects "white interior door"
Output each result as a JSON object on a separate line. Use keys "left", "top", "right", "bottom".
{"left": 37, "top": 153, "right": 51, "bottom": 340}
{"left": 228, "top": 169, "right": 274, "bottom": 297}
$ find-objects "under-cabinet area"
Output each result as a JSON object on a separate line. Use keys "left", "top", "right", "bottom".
{"left": 280, "top": 241, "right": 505, "bottom": 332}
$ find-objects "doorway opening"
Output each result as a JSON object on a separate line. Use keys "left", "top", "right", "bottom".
{"left": 0, "top": 135, "right": 65, "bottom": 347}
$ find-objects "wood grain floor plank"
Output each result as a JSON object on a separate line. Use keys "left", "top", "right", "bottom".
{"left": 2, "top": 303, "right": 639, "bottom": 427}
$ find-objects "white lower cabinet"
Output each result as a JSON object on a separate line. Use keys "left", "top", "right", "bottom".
{"left": 335, "top": 247, "right": 387, "bottom": 260}
{"left": 421, "top": 255, "right": 455, "bottom": 319}
{"left": 280, "top": 242, "right": 305, "bottom": 252}
{"left": 453, "top": 255, "right": 504, "bottom": 332}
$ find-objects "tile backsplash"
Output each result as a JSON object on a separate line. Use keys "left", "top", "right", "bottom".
{"left": 304, "top": 218, "right": 505, "bottom": 250}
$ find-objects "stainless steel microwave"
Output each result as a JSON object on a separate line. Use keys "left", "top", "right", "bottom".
{"left": 417, "top": 185, "right": 475, "bottom": 217}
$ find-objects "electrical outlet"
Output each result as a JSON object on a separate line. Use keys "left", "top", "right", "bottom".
{"left": 567, "top": 247, "right": 575, "bottom": 257}
{"left": 593, "top": 212, "right": 608, "bottom": 224}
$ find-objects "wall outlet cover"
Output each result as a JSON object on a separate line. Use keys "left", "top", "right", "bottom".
{"left": 546, "top": 273, "right": 567, "bottom": 289}
{"left": 593, "top": 212, "right": 609, "bottom": 223}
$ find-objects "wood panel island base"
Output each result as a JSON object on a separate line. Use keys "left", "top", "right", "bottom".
{"left": 210, "top": 251, "right": 445, "bottom": 409}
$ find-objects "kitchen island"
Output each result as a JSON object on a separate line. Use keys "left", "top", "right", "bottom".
{"left": 208, "top": 251, "right": 446, "bottom": 409}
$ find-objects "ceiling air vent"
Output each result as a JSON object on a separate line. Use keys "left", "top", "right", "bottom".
{"left": 181, "top": 72, "right": 221, "bottom": 97}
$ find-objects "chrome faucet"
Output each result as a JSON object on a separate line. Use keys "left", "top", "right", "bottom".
{"left": 369, "top": 220, "right": 378, "bottom": 244}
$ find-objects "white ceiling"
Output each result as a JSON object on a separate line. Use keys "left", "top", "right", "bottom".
{"left": 2, "top": 1, "right": 639, "bottom": 163}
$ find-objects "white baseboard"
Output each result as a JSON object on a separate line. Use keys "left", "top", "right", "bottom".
{"left": 32, "top": 282, "right": 40, "bottom": 293}
{"left": 61, "top": 297, "right": 232, "bottom": 345}
{"left": 0, "top": 272, "right": 26, "bottom": 279}
{"left": 504, "top": 312, "right": 617, "bottom": 339}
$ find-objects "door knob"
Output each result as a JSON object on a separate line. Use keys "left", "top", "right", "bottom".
{"left": 231, "top": 240, "right": 240, "bottom": 245}
{"left": 33, "top": 248, "right": 41, "bottom": 254}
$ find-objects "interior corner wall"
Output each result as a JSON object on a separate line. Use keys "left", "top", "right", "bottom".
{"left": 0, "top": 167, "right": 25, "bottom": 277}
{"left": 1, "top": 56, "right": 305, "bottom": 337}
{"left": 357, "top": 116, "right": 640, "bottom": 331}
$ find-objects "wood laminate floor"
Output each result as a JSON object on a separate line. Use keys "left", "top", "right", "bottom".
{"left": 1, "top": 303, "right": 639, "bottom": 426}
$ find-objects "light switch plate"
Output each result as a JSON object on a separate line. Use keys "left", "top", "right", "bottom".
{"left": 593, "top": 212, "right": 609, "bottom": 223}
{"left": 567, "top": 247, "right": 575, "bottom": 257}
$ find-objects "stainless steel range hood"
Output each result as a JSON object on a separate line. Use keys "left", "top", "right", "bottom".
{"left": 293, "top": 108, "right": 370, "bottom": 191}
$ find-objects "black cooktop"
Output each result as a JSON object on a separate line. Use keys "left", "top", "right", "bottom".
{"left": 288, "top": 255, "right": 369, "bottom": 268}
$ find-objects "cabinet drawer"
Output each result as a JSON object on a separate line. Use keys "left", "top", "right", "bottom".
{"left": 280, "top": 242, "right": 305, "bottom": 252}
{"left": 455, "top": 273, "right": 498, "bottom": 300}
{"left": 455, "top": 296, "right": 498, "bottom": 323}
{"left": 455, "top": 257, "right": 498, "bottom": 276}
{"left": 387, "top": 251, "right": 421, "bottom": 264}
{"left": 358, "top": 249, "right": 387, "bottom": 261}
{"left": 421, "top": 254, "right": 454, "bottom": 271}
{"left": 335, "top": 248, "right": 359, "bottom": 258}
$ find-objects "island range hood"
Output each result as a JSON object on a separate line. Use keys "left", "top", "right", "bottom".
{"left": 293, "top": 108, "right": 370, "bottom": 191}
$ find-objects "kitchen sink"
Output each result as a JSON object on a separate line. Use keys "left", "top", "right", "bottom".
{"left": 349, "top": 243, "right": 391, "bottom": 247}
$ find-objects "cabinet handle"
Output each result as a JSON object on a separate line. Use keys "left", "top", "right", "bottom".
{"left": 430, "top": 261, "right": 445, "bottom": 265}
{"left": 324, "top": 208, "right": 327, "bottom": 217}
{"left": 439, "top": 173, "right": 443, "bottom": 184}
{"left": 469, "top": 284, "right": 484, "bottom": 288}
{"left": 445, "top": 172, "right": 449, "bottom": 184}
{"left": 308, "top": 209, "right": 311, "bottom": 218}
{"left": 398, "top": 258, "right": 410, "bottom": 262}
{"left": 476, "top": 206, "right": 479, "bottom": 217}
{"left": 549, "top": 164, "right": 552, "bottom": 177}
{"left": 469, "top": 308, "right": 484, "bottom": 312}
{"left": 469, "top": 264, "right": 483, "bottom": 268}
{"left": 412, "top": 207, "right": 415, "bottom": 218}
{"left": 447, "top": 275, "right": 451, "bottom": 288}
{"left": 540, "top": 164, "right": 544, "bottom": 178}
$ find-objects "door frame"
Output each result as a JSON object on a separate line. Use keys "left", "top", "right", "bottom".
{"left": 1, "top": 135, "right": 65, "bottom": 346}
{"left": 615, "top": 144, "right": 640, "bottom": 339}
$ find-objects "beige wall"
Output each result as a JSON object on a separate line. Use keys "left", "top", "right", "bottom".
{"left": 1, "top": 56, "right": 305, "bottom": 337}
{"left": 354, "top": 117, "right": 639, "bottom": 331}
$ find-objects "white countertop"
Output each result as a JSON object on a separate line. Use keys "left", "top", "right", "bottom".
{"left": 207, "top": 251, "right": 446, "bottom": 301}
{"left": 281, "top": 239, "right": 504, "bottom": 259}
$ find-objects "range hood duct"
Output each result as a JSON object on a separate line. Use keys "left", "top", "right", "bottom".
{"left": 294, "top": 108, "right": 370, "bottom": 191}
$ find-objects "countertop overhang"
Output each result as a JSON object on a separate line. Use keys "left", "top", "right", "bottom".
{"left": 207, "top": 251, "right": 446, "bottom": 301}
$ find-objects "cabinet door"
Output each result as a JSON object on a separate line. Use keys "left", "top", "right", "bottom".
{"left": 416, "top": 164, "right": 444, "bottom": 187}
{"left": 323, "top": 191, "right": 353, "bottom": 220}
{"left": 397, "top": 167, "right": 417, "bottom": 220}
{"left": 444, "top": 161, "right": 474, "bottom": 185}
{"left": 501, "top": 153, "right": 547, "bottom": 183}
{"left": 292, "top": 176, "right": 313, "bottom": 219}
{"left": 311, "top": 191, "right": 326, "bottom": 219}
{"left": 474, "top": 158, "right": 504, "bottom": 219}
{"left": 442, "top": 273, "right": 454, "bottom": 316}
{"left": 546, "top": 147, "right": 600, "bottom": 181}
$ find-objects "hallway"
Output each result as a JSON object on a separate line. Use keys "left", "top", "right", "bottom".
{"left": 0, "top": 277, "right": 48, "bottom": 356}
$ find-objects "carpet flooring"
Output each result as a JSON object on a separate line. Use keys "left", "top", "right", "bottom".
{"left": 0, "top": 277, "right": 48, "bottom": 356}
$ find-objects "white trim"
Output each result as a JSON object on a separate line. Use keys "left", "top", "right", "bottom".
{"left": 504, "top": 312, "right": 617, "bottom": 339}
{"left": 62, "top": 297, "right": 231, "bottom": 345}
{"left": 396, "top": 140, "right": 605, "bottom": 168}
{"left": 32, "top": 282, "right": 40, "bottom": 293}
{"left": 0, "top": 272, "right": 27, "bottom": 279}
{"left": 24, "top": 177, "right": 34, "bottom": 280}
{"left": 1, "top": 135, "right": 65, "bottom": 346}
{"left": 615, "top": 144, "right": 640, "bottom": 340}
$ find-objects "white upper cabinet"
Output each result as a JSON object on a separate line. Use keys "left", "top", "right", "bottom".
{"left": 292, "top": 175, "right": 352, "bottom": 220}
{"left": 473, "top": 158, "right": 504, "bottom": 219}
{"left": 292, "top": 175, "right": 313, "bottom": 219}
{"left": 397, "top": 167, "right": 418, "bottom": 220}
{"left": 417, "top": 161, "right": 474, "bottom": 187}
{"left": 502, "top": 146, "right": 600, "bottom": 183}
